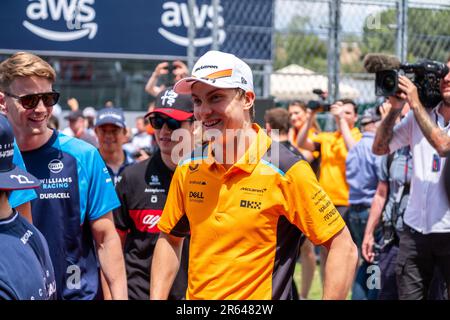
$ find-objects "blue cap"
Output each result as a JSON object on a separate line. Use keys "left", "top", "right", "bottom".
{"left": 0, "top": 115, "right": 40, "bottom": 190}
{"left": 360, "top": 107, "right": 381, "bottom": 125}
{"left": 95, "top": 108, "right": 126, "bottom": 128}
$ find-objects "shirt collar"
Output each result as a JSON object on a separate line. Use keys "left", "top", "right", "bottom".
{"left": 205, "top": 123, "right": 272, "bottom": 174}
{"left": 433, "top": 102, "right": 450, "bottom": 130}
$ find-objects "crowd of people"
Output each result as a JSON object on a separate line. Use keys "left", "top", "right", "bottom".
{"left": 0, "top": 49, "right": 449, "bottom": 300}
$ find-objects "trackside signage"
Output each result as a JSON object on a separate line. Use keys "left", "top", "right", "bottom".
{"left": 0, "top": 0, "right": 273, "bottom": 61}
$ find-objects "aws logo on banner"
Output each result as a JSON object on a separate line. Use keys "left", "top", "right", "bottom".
{"left": 159, "top": 1, "right": 226, "bottom": 47}
{"left": 23, "top": 0, "right": 97, "bottom": 42}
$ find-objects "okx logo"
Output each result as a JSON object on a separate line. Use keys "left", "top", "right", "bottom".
{"left": 159, "top": 1, "right": 226, "bottom": 47}
{"left": 23, "top": 0, "right": 97, "bottom": 41}
{"left": 240, "top": 200, "right": 261, "bottom": 210}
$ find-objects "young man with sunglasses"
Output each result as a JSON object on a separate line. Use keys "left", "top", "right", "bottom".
{"left": 113, "top": 88, "right": 193, "bottom": 300}
{"left": 150, "top": 50, "right": 358, "bottom": 300}
{"left": 0, "top": 52, "right": 127, "bottom": 300}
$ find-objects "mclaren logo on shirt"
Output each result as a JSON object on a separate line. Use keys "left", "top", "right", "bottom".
{"left": 240, "top": 200, "right": 262, "bottom": 210}
{"left": 48, "top": 159, "right": 64, "bottom": 173}
{"left": 189, "top": 180, "right": 207, "bottom": 185}
{"left": 240, "top": 187, "right": 267, "bottom": 196}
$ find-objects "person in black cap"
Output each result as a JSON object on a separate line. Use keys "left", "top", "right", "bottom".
{"left": 94, "top": 108, "right": 135, "bottom": 186}
{"left": 113, "top": 88, "right": 195, "bottom": 300}
{"left": 0, "top": 115, "right": 56, "bottom": 300}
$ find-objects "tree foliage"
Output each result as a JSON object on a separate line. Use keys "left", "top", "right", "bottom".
{"left": 362, "top": 7, "right": 450, "bottom": 62}
{"left": 274, "top": 15, "right": 328, "bottom": 72}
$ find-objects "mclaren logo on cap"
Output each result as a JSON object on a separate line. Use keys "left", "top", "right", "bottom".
{"left": 194, "top": 65, "right": 218, "bottom": 72}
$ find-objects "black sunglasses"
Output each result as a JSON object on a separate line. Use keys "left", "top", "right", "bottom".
{"left": 149, "top": 116, "right": 191, "bottom": 131}
{"left": 4, "top": 91, "right": 60, "bottom": 110}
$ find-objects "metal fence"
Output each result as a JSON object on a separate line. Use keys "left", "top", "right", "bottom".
{"left": 269, "top": 0, "right": 450, "bottom": 106}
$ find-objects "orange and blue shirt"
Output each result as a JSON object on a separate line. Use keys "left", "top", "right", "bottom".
{"left": 158, "top": 124, "right": 346, "bottom": 300}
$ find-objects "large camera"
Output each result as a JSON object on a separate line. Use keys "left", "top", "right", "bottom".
{"left": 306, "top": 89, "right": 331, "bottom": 112}
{"left": 376, "top": 60, "right": 449, "bottom": 108}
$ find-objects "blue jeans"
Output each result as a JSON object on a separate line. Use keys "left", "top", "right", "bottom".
{"left": 348, "top": 204, "right": 380, "bottom": 300}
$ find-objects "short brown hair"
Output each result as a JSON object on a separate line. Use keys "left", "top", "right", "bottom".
{"left": 265, "top": 107, "right": 290, "bottom": 134}
{"left": 337, "top": 98, "right": 358, "bottom": 114}
{"left": 0, "top": 52, "right": 56, "bottom": 91}
{"left": 236, "top": 88, "right": 255, "bottom": 121}
{"left": 288, "top": 100, "right": 306, "bottom": 111}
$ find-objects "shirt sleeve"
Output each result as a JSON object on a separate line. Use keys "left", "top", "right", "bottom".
{"left": 113, "top": 171, "right": 132, "bottom": 231}
{"left": 9, "top": 142, "right": 37, "bottom": 208}
{"left": 158, "top": 165, "right": 190, "bottom": 237}
{"left": 375, "top": 155, "right": 384, "bottom": 181}
{"left": 389, "top": 111, "right": 413, "bottom": 152}
{"left": 84, "top": 149, "right": 121, "bottom": 221}
{"left": 310, "top": 132, "right": 323, "bottom": 144}
{"left": 379, "top": 155, "right": 389, "bottom": 182}
{"left": 0, "top": 280, "right": 18, "bottom": 300}
{"left": 282, "top": 160, "right": 346, "bottom": 245}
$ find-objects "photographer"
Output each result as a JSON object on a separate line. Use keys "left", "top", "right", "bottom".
{"left": 144, "top": 61, "right": 189, "bottom": 97}
{"left": 372, "top": 55, "right": 450, "bottom": 300}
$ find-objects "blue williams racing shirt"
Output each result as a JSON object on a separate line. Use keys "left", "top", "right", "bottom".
{"left": 21, "top": 130, "right": 120, "bottom": 300}
{"left": 8, "top": 142, "right": 37, "bottom": 208}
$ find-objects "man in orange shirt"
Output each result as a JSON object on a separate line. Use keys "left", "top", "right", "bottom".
{"left": 297, "top": 98, "right": 361, "bottom": 281}
{"left": 297, "top": 99, "right": 361, "bottom": 217}
{"left": 150, "top": 50, "right": 358, "bottom": 300}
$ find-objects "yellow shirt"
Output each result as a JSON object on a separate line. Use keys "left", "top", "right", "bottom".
{"left": 311, "top": 127, "right": 362, "bottom": 206}
{"left": 290, "top": 128, "right": 320, "bottom": 159}
{"left": 158, "top": 124, "right": 346, "bottom": 299}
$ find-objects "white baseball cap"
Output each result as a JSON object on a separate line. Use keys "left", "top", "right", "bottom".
{"left": 174, "top": 50, "right": 254, "bottom": 94}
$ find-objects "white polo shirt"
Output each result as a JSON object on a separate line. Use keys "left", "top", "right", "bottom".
{"left": 389, "top": 103, "right": 450, "bottom": 234}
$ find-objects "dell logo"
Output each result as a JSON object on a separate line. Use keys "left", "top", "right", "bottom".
{"left": 189, "top": 191, "right": 204, "bottom": 199}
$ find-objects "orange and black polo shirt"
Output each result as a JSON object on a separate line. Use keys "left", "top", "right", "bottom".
{"left": 158, "top": 124, "right": 345, "bottom": 300}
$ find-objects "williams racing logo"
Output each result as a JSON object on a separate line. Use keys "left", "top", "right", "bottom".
{"left": 240, "top": 200, "right": 261, "bottom": 210}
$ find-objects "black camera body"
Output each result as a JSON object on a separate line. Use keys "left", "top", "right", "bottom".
{"left": 164, "top": 62, "right": 175, "bottom": 87}
{"left": 375, "top": 60, "right": 449, "bottom": 108}
{"left": 306, "top": 100, "right": 331, "bottom": 112}
{"left": 307, "top": 89, "right": 331, "bottom": 112}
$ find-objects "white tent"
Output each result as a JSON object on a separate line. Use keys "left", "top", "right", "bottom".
{"left": 270, "top": 64, "right": 360, "bottom": 101}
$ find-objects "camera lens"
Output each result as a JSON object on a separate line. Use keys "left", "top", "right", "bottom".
{"left": 382, "top": 74, "right": 396, "bottom": 91}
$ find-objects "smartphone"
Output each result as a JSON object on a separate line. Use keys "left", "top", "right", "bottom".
{"left": 165, "top": 62, "right": 175, "bottom": 86}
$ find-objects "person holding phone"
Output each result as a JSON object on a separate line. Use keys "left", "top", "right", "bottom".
{"left": 145, "top": 61, "right": 189, "bottom": 97}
